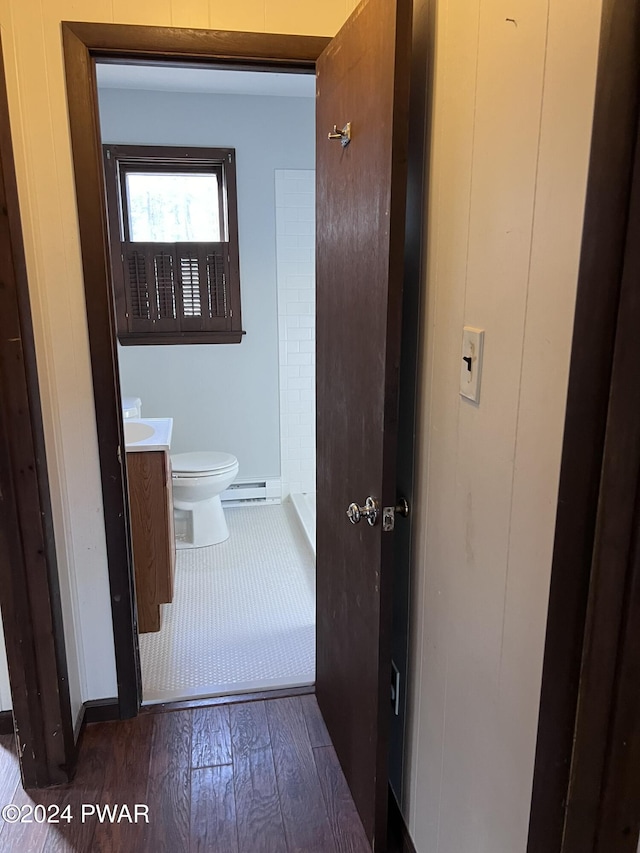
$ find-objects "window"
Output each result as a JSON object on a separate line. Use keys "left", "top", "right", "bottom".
{"left": 103, "top": 144, "right": 244, "bottom": 345}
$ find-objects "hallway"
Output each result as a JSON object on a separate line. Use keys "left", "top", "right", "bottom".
{"left": 0, "top": 695, "right": 372, "bottom": 852}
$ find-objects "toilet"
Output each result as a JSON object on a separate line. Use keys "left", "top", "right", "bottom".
{"left": 171, "top": 451, "right": 239, "bottom": 548}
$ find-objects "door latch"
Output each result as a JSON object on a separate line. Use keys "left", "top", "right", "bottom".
{"left": 382, "top": 498, "right": 410, "bottom": 532}
{"left": 346, "top": 496, "right": 409, "bottom": 530}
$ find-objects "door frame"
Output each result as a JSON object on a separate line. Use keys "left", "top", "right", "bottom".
{"left": 62, "top": 22, "right": 330, "bottom": 718}
{"left": 527, "top": 0, "right": 640, "bottom": 850}
{"left": 0, "top": 38, "right": 76, "bottom": 786}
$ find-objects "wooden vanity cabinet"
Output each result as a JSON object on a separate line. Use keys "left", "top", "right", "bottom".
{"left": 127, "top": 449, "right": 175, "bottom": 633}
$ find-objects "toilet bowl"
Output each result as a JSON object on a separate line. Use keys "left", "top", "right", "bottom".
{"left": 171, "top": 451, "right": 239, "bottom": 548}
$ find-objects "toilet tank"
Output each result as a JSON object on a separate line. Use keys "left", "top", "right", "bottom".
{"left": 122, "top": 396, "right": 142, "bottom": 419}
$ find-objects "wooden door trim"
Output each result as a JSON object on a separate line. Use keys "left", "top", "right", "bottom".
{"left": 389, "top": 0, "right": 432, "bottom": 806}
{"left": 593, "top": 477, "right": 640, "bottom": 849}
{"left": 565, "top": 120, "right": 640, "bottom": 850}
{"left": 64, "top": 21, "right": 327, "bottom": 65}
{"left": 61, "top": 21, "right": 329, "bottom": 718}
{"left": 527, "top": 0, "right": 640, "bottom": 850}
{"left": 0, "top": 38, "right": 76, "bottom": 786}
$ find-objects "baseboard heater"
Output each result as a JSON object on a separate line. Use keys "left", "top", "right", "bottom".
{"left": 220, "top": 478, "right": 281, "bottom": 506}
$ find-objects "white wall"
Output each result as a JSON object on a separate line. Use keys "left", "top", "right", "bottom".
{"left": 99, "top": 88, "right": 315, "bottom": 481}
{"left": 404, "top": 1, "right": 602, "bottom": 851}
{"left": 275, "top": 169, "right": 316, "bottom": 499}
{"left": 0, "top": 0, "right": 351, "bottom": 714}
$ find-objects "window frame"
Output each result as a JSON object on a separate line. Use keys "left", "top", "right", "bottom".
{"left": 103, "top": 143, "right": 244, "bottom": 345}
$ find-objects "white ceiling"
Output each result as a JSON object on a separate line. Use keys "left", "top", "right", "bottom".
{"left": 96, "top": 63, "right": 316, "bottom": 99}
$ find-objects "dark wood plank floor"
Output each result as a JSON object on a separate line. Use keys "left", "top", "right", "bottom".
{"left": 0, "top": 696, "right": 373, "bottom": 852}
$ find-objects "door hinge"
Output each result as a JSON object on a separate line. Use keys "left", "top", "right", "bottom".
{"left": 391, "top": 662, "right": 400, "bottom": 716}
{"left": 106, "top": 149, "right": 111, "bottom": 159}
{"left": 228, "top": 152, "right": 232, "bottom": 163}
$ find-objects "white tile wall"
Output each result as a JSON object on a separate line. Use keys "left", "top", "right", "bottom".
{"left": 275, "top": 170, "right": 316, "bottom": 499}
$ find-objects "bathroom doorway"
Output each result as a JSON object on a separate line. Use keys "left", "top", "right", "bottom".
{"left": 64, "top": 13, "right": 416, "bottom": 846}
{"left": 95, "top": 62, "right": 318, "bottom": 705}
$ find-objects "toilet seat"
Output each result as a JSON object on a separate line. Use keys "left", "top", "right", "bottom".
{"left": 171, "top": 451, "right": 238, "bottom": 477}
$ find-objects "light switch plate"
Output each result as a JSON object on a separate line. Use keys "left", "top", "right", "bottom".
{"left": 460, "top": 326, "right": 484, "bottom": 403}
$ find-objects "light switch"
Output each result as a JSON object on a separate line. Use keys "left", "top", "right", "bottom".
{"left": 460, "top": 326, "right": 484, "bottom": 403}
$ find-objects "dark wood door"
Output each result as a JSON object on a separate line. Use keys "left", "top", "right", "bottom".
{"left": 315, "top": 0, "right": 412, "bottom": 847}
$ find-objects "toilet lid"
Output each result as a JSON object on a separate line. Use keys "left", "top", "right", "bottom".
{"left": 171, "top": 451, "right": 238, "bottom": 476}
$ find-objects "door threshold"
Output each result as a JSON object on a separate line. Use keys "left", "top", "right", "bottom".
{"left": 139, "top": 684, "right": 315, "bottom": 715}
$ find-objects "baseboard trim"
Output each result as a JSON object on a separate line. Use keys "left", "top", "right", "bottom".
{"left": 0, "top": 710, "right": 14, "bottom": 735}
{"left": 83, "top": 698, "right": 120, "bottom": 725}
{"left": 388, "top": 787, "right": 417, "bottom": 853}
{"left": 0, "top": 699, "right": 122, "bottom": 738}
{"left": 140, "top": 684, "right": 315, "bottom": 715}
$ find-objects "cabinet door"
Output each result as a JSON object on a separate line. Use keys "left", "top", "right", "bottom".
{"left": 128, "top": 450, "right": 174, "bottom": 632}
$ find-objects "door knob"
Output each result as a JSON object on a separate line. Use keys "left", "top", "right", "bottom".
{"left": 347, "top": 496, "right": 380, "bottom": 526}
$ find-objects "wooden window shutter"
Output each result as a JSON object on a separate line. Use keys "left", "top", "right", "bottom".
{"left": 122, "top": 242, "right": 233, "bottom": 336}
{"left": 104, "top": 144, "right": 244, "bottom": 346}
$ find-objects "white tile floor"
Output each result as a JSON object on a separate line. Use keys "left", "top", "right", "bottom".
{"left": 140, "top": 503, "right": 316, "bottom": 704}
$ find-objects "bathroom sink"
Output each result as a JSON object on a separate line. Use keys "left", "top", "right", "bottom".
{"left": 123, "top": 418, "right": 173, "bottom": 451}
{"left": 124, "top": 421, "right": 155, "bottom": 443}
